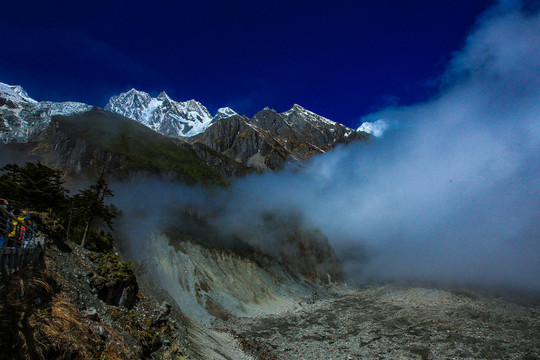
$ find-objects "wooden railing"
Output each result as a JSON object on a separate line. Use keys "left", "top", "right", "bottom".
{"left": 0, "top": 245, "right": 45, "bottom": 271}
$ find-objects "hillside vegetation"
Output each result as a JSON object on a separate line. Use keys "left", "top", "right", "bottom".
{"left": 38, "top": 108, "right": 227, "bottom": 185}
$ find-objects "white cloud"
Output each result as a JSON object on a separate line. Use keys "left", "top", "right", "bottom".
{"left": 357, "top": 119, "right": 399, "bottom": 137}
{"left": 221, "top": 1, "right": 540, "bottom": 291}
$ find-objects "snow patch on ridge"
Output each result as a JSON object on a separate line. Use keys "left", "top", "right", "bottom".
{"left": 212, "top": 107, "right": 238, "bottom": 123}
{"left": 282, "top": 104, "right": 338, "bottom": 127}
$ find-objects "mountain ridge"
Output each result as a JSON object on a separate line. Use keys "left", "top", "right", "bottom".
{"left": 191, "top": 106, "right": 369, "bottom": 170}
{"left": 1, "top": 81, "right": 370, "bottom": 174}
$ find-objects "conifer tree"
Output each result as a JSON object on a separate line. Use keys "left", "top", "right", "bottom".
{"left": 0, "top": 162, "right": 69, "bottom": 214}
{"left": 72, "top": 171, "right": 115, "bottom": 248}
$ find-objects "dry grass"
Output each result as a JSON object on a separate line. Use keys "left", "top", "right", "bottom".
{"left": 28, "top": 293, "right": 100, "bottom": 359}
{"left": 0, "top": 265, "right": 139, "bottom": 359}
{"left": 108, "top": 307, "right": 166, "bottom": 357}
{"left": 1, "top": 248, "right": 188, "bottom": 359}
{"left": 0, "top": 265, "right": 106, "bottom": 360}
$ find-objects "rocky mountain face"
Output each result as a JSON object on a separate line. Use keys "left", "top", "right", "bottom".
{"left": 0, "top": 82, "right": 92, "bottom": 143}
{"left": 189, "top": 114, "right": 289, "bottom": 170}
{"left": 105, "top": 89, "right": 238, "bottom": 137}
{"left": 190, "top": 105, "right": 369, "bottom": 170}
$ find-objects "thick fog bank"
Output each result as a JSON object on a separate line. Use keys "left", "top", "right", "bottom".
{"left": 263, "top": 1, "right": 540, "bottom": 291}
{"left": 219, "top": 0, "right": 540, "bottom": 292}
{"left": 114, "top": 0, "right": 539, "bottom": 294}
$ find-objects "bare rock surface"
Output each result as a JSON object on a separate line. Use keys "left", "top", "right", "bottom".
{"left": 43, "top": 242, "right": 254, "bottom": 359}
{"left": 219, "top": 284, "right": 540, "bottom": 360}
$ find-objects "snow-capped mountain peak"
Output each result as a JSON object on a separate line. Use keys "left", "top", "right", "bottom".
{"left": 282, "top": 104, "right": 338, "bottom": 127}
{"left": 216, "top": 107, "right": 237, "bottom": 117}
{"left": 0, "top": 82, "right": 38, "bottom": 105}
{"left": 0, "top": 82, "right": 92, "bottom": 143}
{"left": 290, "top": 103, "right": 306, "bottom": 112}
{"left": 105, "top": 90, "right": 221, "bottom": 137}
{"left": 106, "top": 89, "right": 153, "bottom": 126}
{"left": 122, "top": 88, "right": 151, "bottom": 104}
{"left": 157, "top": 91, "right": 170, "bottom": 101}
{"left": 212, "top": 107, "right": 238, "bottom": 123}
{"left": 184, "top": 99, "right": 211, "bottom": 118}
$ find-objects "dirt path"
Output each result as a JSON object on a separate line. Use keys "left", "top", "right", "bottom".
{"left": 218, "top": 284, "right": 540, "bottom": 360}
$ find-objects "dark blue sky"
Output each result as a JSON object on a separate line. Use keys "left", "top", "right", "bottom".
{"left": 1, "top": 0, "right": 494, "bottom": 128}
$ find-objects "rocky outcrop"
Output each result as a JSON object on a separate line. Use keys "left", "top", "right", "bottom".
{"left": 123, "top": 207, "right": 343, "bottom": 323}
{"left": 129, "top": 235, "right": 322, "bottom": 323}
{"left": 0, "top": 242, "right": 195, "bottom": 360}
{"left": 88, "top": 253, "right": 139, "bottom": 308}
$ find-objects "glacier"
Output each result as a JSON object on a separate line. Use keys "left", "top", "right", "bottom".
{"left": 0, "top": 82, "right": 92, "bottom": 143}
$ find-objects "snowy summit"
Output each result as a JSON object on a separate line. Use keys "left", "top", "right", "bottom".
{"left": 105, "top": 89, "right": 237, "bottom": 137}
{"left": 0, "top": 82, "right": 38, "bottom": 105}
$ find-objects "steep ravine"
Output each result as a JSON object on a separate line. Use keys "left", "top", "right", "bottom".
{"left": 124, "top": 233, "right": 333, "bottom": 324}
{"left": 104, "top": 198, "right": 346, "bottom": 359}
